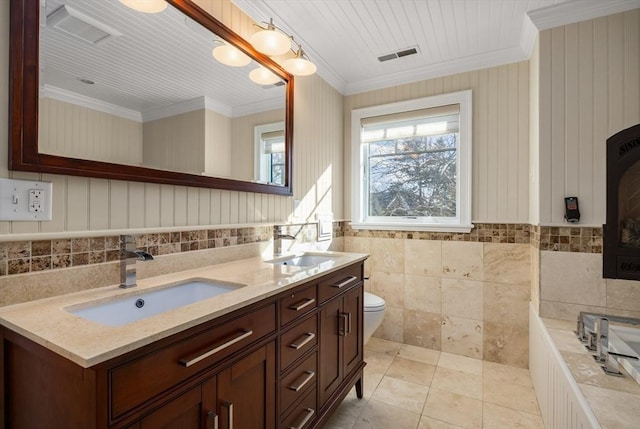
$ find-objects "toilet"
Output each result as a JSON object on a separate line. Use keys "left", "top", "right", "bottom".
{"left": 363, "top": 292, "right": 386, "bottom": 344}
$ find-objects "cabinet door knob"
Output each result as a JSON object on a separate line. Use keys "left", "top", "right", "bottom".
{"left": 288, "top": 408, "right": 315, "bottom": 429}
{"left": 207, "top": 411, "right": 219, "bottom": 429}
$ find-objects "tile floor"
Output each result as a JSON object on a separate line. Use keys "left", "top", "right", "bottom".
{"left": 324, "top": 338, "right": 543, "bottom": 429}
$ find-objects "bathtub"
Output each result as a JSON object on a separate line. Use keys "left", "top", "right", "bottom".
{"left": 609, "top": 324, "right": 640, "bottom": 385}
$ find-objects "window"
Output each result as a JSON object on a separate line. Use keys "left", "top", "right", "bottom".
{"left": 254, "top": 122, "right": 285, "bottom": 186}
{"left": 351, "top": 90, "right": 472, "bottom": 232}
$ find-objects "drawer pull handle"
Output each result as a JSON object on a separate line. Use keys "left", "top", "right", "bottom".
{"left": 222, "top": 400, "right": 234, "bottom": 429}
{"left": 288, "top": 408, "right": 315, "bottom": 429}
{"left": 346, "top": 312, "right": 352, "bottom": 334}
{"left": 332, "top": 276, "right": 357, "bottom": 289}
{"left": 289, "top": 297, "right": 316, "bottom": 312}
{"left": 207, "top": 411, "right": 219, "bottom": 429}
{"left": 338, "top": 313, "right": 348, "bottom": 336}
{"left": 179, "top": 330, "right": 253, "bottom": 367}
{"left": 290, "top": 332, "right": 315, "bottom": 350}
{"left": 288, "top": 370, "right": 315, "bottom": 392}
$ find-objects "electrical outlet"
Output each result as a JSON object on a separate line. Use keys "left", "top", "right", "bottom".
{"left": 0, "top": 178, "right": 53, "bottom": 221}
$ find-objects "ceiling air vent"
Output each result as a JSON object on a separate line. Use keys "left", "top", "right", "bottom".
{"left": 46, "top": 5, "right": 122, "bottom": 45}
{"left": 377, "top": 46, "right": 420, "bottom": 62}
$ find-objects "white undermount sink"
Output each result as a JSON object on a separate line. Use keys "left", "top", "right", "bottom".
{"left": 267, "top": 254, "right": 335, "bottom": 267}
{"left": 66, "top": 279, "right": 241, "bottom": 327}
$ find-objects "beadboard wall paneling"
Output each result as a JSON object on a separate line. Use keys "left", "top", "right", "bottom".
{"left": 344, "top": 62, "right": 530, "bottom": 223}
{"left": 529, "top": 38, "right": 541, "bottom": 225}
{"left": 39, "top": 98, "right": 143, "bottom": 165}
{"left": 0, "top": 0, "right": 344, "bottom": 237}
{"left": 537, "top": 9, "right": 640, "bottom": 225}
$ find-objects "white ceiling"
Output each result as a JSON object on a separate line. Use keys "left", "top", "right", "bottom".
{"left": 234, "top": 0, "right": 640, "bottom": 95}
{"left": 40, "top": 0, "right": 286, "bottom": 121}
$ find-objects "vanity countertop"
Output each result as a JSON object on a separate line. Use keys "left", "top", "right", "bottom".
{"left": 0, "top": 251, "right": 368, "bottom": 368}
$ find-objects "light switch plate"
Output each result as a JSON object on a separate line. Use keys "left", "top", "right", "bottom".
{"left": 0, "top": 178, "right": 53, "bottom": 221}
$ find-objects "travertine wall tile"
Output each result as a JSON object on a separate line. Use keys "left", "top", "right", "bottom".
{"left": 373, "top": 306, "right": 404, "bottom": 343}
{"left": 404, "top": 274, "right": 441, "bottom": 314}
{"left": 483, "top": 321, "right": 529, "bottom": 368}
{"left": 606, "top": 279, "right": 640, "bottom": 312}
{"left": 441, "top": 315, "right": 483, "bottom": 359}
{"left": 370, "top": 272, "right": 405, "bottom": 308}
{"left": 442, "top": 241, "right": 483, "bottom": 280}
{"left": 540, "top": 251, "right": 605, "bottom": 306}
{"left": 442, "top": 278, "right": 483, "bottom": 320}
{"left": 403, "top": 309, "right": 441, "bottom": 350}
{"left": 370, "top": 237, "right": 404, "bottom": 274}
{"left": 483, "top": 282, "right": 529, "bottom": 327}
{"left": 404, "top": 239, "right": 442, "bottom": 277}
{"left": 484, "top": 243, "right": 530, "bottom": 285}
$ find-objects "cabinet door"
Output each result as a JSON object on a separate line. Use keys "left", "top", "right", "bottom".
{"left": 343, "top": 284, "right": 363, "bottom": 376}
{"left": 318, "top": 297, "right": 343, "bottom": 406}
{"left": 216, "top": 342, "right": 276, "bottom": 429}
{"left": 139, "top": 385, "right": 205, "bottom": 429}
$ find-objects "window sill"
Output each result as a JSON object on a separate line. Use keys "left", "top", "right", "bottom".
{"left": 349, "top": 222, "right": 474, "bottom": 233}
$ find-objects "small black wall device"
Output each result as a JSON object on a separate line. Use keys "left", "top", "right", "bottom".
{"left": 564, "top": 197, "right": 580, "bottom": 223}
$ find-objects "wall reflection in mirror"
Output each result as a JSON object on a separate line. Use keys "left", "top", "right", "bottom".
{"left": 38, "top": 0, "right": 286, "bottom": 185}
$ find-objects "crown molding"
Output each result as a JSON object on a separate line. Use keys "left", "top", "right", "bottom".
{"left": 39, "top": 85, "right": 142, "bottom": 122}
{"left": 141, "top": 96, "right": 233, "bottom": 122}
{"left": 232, "top": 96, "right": 284, "bottom": 117}
{"left": 232, "top": 0, "right": 347, "bottom": 94}
{"left": 528, "top": 0, "right": 640, "bottom": 31}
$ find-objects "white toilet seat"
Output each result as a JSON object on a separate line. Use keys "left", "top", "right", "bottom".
{"left": 364, "top": 292, "right": 386, "bottom": 312}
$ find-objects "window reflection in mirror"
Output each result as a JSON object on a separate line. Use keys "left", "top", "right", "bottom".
{"left": 37, "top": 0, "right": 287, "bottom": 185}
{"left": 254, "top": 122, "right": 285, "bottom": 186}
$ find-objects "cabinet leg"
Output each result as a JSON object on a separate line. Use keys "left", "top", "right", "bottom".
{"left": 355, "top": 378, "right": 363, "bottom": 399}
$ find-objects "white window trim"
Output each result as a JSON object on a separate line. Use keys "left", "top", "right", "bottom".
{"left": 253, "top": 121, "right": 285, "bottom": 184}
{"left": 350, "top": 90, "right": 473, "bottom": 233}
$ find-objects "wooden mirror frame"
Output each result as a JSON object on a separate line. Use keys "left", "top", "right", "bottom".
{"left": 9, "top": 0, "right": 294, "bottom": 196}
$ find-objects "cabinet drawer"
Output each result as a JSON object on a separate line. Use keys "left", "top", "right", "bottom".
{"left": 109, "top": 302, "right": 276, "bottom": 420}
{"left": 280, "top": 387, "right": 317, "bottom": 429}
{"left": 280, "top": 351, "right": 317, "bottom": 416}
{"left": 318, "top": 264, "right": 362, "bottom": 304}
{"left": 280, "top": 313, "right": 318, "bottom": 371}
{"left": 280, "top": 283, "right": 317, "bottom": 327}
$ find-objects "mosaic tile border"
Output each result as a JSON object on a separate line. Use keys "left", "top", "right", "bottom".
{"left": 530, "top": 225, "right": 603, "bottom": 253}
{"left": 344, "top": 223, "right": 531, "bottom": 244}
{"left": 0, "top": 222, "right": 346, "bottom": 278}
{"left": 0, "top": 222, "right": 603, "bottom": 278}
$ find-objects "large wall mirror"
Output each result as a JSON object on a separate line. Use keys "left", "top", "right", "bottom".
{"left": 9, "top": 0, "right": 293, "bottom": 195}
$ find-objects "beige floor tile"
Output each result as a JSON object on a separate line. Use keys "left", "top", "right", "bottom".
{"left": 483, "top": 381, "right": 540, "bottom": 415}
{"left": 430, "top": 366, "right": 482, "bottom": 400}
{"left": 362, "top": 368, "right": 385, "bottom": 399}
{"left": 364, "top": 349, "right": 396, "bottom": 374}
{"left": 324, "top": 392, "right": 369, "bottom": 429}
{"left": 366, "top": 337, "right": 403, "bottom": 355}
{"left": 398, "top": 344, "right": 441, "bottom": 365}
{"left": 483, "top": 360, "right": 533, "bottom": 388}
{"left": 352, "top": 400, "right": 421, "bottom": 429}
{"left": 483, "top": 403, "right": 544, "bottom": 429}
{"left": 370, "top": 376, "right": 430, "bottom": 414}
{"left": 417, "top": 416, "right": 464, "bottom": 429}
{"left": 436, "top": 352, "right": 483, "bottom": 376}
{"left": 386, "top": 357, "right": 437, "bottom": 386}
{"left": 422, "top": 388, "right": 483, "bottom": 429}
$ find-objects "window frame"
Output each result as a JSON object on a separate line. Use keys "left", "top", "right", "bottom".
{"left": 350, "top": 90, "right": 473, "bottom": 232}
{"left": 254, "top": 122, "right": 285, "bottom": 185}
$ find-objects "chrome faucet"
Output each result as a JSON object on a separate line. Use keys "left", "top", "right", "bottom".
{"left": 120, "top": 235, "right": 154, "bottom": 289}
{"left": 273, "top": 225, "right": 296, "bottom": 257}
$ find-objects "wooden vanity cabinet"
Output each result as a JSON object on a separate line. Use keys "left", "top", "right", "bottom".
{"left": 0, "top": 260, "right": 365, "bottom": 429}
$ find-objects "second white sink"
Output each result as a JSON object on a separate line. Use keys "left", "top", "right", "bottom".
{"left": 268, "top": 254, "right": 335, "bottom": 267}
{"left": 66, "top": 279, "right": 241, "bottom": 327}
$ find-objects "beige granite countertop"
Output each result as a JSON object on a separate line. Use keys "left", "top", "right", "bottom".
{"left": 542, "top": 317, "right": 640, "bottom": 429}
{"left": 0, "top": 251, "right": 368, "bottom": 368}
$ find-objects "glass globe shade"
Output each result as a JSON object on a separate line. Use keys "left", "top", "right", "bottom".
{"left": 283, "top": 57, "right": 317, "bottom": 76}
{"left": 250, "top": 29, "right": 291, "bottom": 56}
{"left": 249, "top": 67, "right": 281, "bottom": 85}
{"left": 212, "top": 44, "right": 251, "bottom": 67}
{"left": 119, "top": 0, "right": 167, "bottom": 13}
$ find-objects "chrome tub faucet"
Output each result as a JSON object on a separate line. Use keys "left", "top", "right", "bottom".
{"left": 120, "top": 235, "right": 154, "bottom": 289}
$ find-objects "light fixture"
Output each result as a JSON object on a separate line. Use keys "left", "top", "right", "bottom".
{"left": 249, "top": 18, "right": 317, "bottom": 78}
{"left": 249, "top": 66, "right": 280, "bottom": 85}
{"left": 119, "top": 0, "right": 167, "bottom": 14}
{"left": 250, "top": 18, "right": 291, "bottom": 56}
{"left": 212, "top": 41, "right": 251, "bottom": 67}
{"left": 282, "top": 46, "right": 317, "bottom": 76}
